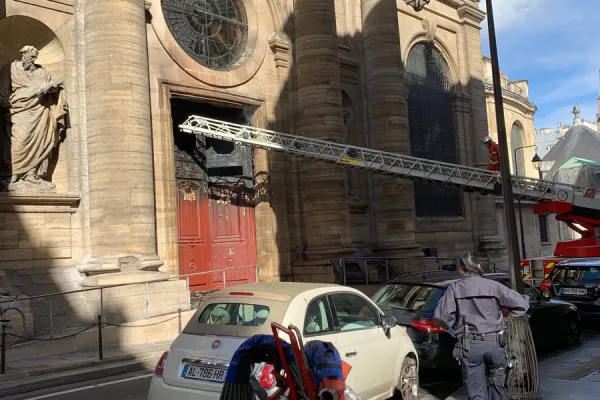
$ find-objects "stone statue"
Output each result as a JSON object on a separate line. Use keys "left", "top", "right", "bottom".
{"left": 0, "top": 45, "right": 68, "bottom": 192}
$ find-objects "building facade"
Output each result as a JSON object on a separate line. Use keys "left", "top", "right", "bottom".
{"left": 0, "top": 0, "right": 504, "bottom": 310}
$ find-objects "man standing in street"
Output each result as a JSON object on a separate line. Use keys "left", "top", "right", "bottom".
{"left": 434, "top": 252, "right": 530, "bottom": 400}
{"left": 483, "top": 136, "right": 501, "bottom": 172}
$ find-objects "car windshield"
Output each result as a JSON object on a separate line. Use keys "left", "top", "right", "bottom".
{"left": 372, "top": 284, "right": 443, "bottom": 312}
{"left": 198, "top": 303, "right": 271, "bottom": 326}
{"left": 550, "top": 265, "right": 600, "bottom": 284}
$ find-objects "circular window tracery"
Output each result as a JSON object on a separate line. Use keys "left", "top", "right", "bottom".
{"left": 162, "top": 0, "right": 249, "bottom": 71}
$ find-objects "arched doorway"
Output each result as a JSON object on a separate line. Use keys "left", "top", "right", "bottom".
{"left": 406, "top": 43, "right": 461, "bottom": 217}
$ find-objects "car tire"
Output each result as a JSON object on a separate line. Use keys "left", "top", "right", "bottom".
{"left": 394, "top": 356, "right": 418, "bottom": 400}
{"left": 563, "top": 318, "right": 581, "bottom": 348}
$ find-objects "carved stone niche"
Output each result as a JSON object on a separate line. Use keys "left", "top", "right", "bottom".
{"left": 0, "top": 41, "right": 69, "bottom": 194}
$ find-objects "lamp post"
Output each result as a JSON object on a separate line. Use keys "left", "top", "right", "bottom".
{"left": 405, "top": 0, "right": 523, "bottom": 293}
{"left": 514, "top": 145, "right": 543, "bottom": 260}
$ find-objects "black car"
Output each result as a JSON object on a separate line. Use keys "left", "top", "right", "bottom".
{"left": 541, "top": 257, "right": 600, "bottom": 323}
{"left": 373, "top": 271, "right": 581, "bottom": 370}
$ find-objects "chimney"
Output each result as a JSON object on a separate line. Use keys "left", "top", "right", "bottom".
{"left": 573, "top": 104, "right": 582, "bottom": 126}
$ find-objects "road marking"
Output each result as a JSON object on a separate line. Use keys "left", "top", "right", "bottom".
{"left": 25, "top": 373, "right": 154, "bottom": 399}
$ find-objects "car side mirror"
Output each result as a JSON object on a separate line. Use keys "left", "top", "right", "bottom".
{"left": 382, "top": 315, "right": 397, "bottom": 330}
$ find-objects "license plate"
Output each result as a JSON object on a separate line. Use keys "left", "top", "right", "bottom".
{"left": 561, "top": 288, "right": 587, "bottom": 295}
{"left": 181, "top": 364, "right": 227, "bottom": 383}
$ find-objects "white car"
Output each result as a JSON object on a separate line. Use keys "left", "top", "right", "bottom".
{"left": 147, "top": 282, "right": 419, "bottom": 400}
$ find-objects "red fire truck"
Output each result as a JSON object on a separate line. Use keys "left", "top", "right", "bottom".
{"left": 520, "top": 189, "right": 600, "bottom": 289}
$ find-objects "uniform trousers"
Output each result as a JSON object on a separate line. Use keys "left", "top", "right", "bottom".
{"left": 460, "top": 340, "right": 508, "bottom": 400}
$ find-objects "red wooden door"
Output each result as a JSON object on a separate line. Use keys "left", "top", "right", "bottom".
{"left": 209, "top": 186, "right": 257, "bottom": 289}
{"left": 177, "top": 182, "right": 211, "bottom": 291}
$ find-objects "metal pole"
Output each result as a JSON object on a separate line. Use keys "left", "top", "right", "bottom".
{"left": 97, "top": 315, "right": 103, "bottom": 360}
{"left": 146, "top": 282, "right": 150, "bottom": 319}
{"left": 222, "top": 271, "right": 226, "bottom": 289}
{"left": 514, "top": 147, "right": 527, "bottom": 260}
{"left": 178, "top": 308, "right": 182, "bottom": 334}
{"left": 100, "top": 288, "right": 104, "bottom": 316}
{"left": 49, "top": 295, "right": 53, "bottom": 338}
{"left": 1, "top": 320, "right": 6, "bottom": 374}
{"left": 186, "top": 276, "right": 191, "bottom": 311}
{"left": 486, "top": 0, "right": 524, "bottom": 294}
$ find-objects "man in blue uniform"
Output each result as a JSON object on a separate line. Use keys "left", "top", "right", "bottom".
{"left": 434, "top": 252, "right": 530, "bottom": 400}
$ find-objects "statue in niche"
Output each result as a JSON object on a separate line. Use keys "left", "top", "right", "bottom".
{"left": 0, "top": 45, "right": 68, "bottom": 192}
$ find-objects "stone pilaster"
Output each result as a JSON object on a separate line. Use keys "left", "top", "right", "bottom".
{"left": 295, "top": 0, "right": 353, "bottom": 264}
{"left": 361, "top": 0, "right": 421, "bottom": 256}
{"left": 82, "top": 0, "right": 162, "bottom": 285}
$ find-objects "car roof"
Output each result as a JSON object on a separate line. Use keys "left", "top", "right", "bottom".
{"left": 390, "top": 270, "right": 510, "bottom": 287}
{"left": 213, "top": 282, "right": 346, "bottom": 303}
{"left": 556, "top": 257, "right": 600, "bottom": 267}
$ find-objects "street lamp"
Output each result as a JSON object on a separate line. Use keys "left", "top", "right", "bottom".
{"left": 406, "top": 0, "right": 524, "bottom": 293}
{"left": 514, "top": 145, "right": 542, "bottom": 260}
{"left": 404, "top": 0, "right": 431, "bottom": 12}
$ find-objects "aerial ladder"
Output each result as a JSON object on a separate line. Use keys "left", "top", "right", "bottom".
{"left": 179, "top": 116, "right": 600, "bottom": 288}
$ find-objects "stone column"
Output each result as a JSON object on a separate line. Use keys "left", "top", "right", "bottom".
{"left": 295, "top": 0, "right": 353, "bottom": 265}
{"left": 82, "top": 0, "right": 162, "bottom": 285}
{"left": 361, "top": 0, "right": 421, "bottom": 256}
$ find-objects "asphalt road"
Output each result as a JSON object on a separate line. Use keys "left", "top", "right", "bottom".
{"left": 6, "top": 329, "right": 597, "bottom": 400}
{"left": 4, "top": 370, "right": 461, "bottom": 400}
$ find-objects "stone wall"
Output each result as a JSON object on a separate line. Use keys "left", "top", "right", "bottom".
{"left": 0, "top": 194, "right": 81, "bottom": 297}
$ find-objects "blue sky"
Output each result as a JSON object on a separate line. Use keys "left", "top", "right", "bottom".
{"left": 479, "top": 0, "right": 600, "bottom": 129}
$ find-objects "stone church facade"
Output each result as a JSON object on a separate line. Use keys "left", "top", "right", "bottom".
{"left": 0, "top": 0, "right": 504, "bottom": 307}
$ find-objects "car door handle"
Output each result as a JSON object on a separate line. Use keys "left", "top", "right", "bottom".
{"left": 345, "top": 351, "right": 358, "bottom": 357}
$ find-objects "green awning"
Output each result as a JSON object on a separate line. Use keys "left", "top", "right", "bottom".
{"left": 558, "top": 157, "right": 600, "bottom": 170}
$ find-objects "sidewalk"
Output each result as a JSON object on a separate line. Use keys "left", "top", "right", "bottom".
{"left": 445, "top": 337, "right": 600, "bottom": 400}
{"left": 0, "top": 341, "right": 169, "bottom": 397}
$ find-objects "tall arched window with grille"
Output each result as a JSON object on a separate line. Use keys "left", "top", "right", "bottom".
{"left": 406, "top": 43, "right": 462, "bottom": 217}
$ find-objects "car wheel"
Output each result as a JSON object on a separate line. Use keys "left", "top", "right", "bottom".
{"left": 395, "top": 356, "right": 418, "bottom": 400}
{"left": 564, "top": 318, "right": 581, "bottom": 348}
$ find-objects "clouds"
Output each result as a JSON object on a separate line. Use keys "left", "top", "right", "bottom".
{"left": 479, "top": 0, "right": 600, "bottom": 128}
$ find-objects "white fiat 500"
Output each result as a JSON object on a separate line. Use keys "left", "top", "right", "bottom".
{"left": 147, "top": 282, "right": 419, "bottom": 400}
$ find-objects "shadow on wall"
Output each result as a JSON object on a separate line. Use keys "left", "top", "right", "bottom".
{"left": 0, "top": 12, "right": 129, "bottom": 367}
{"left": 254, "top": 0, "right": 491, "bottom": 282}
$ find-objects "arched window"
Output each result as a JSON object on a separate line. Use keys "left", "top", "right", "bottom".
{"left": 406, "top": 43, "right": 461, "bottom": 217}
{"left": 511, "top": 123, "right": 525, "bottom": 175}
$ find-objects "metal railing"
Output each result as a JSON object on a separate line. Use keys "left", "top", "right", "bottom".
{"left": 0, "top": 265, "right": 258, "bottom": 339}
{"left": 331, "top": 256, "right": 494, "bottom": 286}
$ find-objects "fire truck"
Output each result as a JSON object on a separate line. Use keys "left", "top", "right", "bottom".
{"left": 178, "top": 115, "right": 600, "bottom": 291}
{"left": 520, "top": 193, "right": 600, "bottom": 289}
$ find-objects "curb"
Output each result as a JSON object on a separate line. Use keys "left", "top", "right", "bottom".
{"left": 0, "top": 353, "right": 160, "bottom": 397}
{"left": 0, "top": 353, "right": 142, "bottom": 384}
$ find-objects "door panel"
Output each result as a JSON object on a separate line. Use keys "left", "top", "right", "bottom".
{"left": 209, "top": 185, "right": 257, "bottom": 289}
{"left": 177, "top": 182, "right": 210, "bottom": 291}
{"left": 330, "top": 293, "right": 394, "bottom": 399}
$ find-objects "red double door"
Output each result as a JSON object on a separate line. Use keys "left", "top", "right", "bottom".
{"left": 177, "top": 182, "right": 257, "bottom": 292}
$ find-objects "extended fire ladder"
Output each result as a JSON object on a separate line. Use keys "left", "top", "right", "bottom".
{"left": 179, "top": 115, "right": 600, "bottom": 211}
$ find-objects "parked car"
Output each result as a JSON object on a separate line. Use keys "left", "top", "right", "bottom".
{"left": 541, "top": 257, "right": 600, "bottom": 323}
{"left": 372, "top": 271, "right": 581, "bottom": 370}
{"left": 147, "top": 282, "right": 419, "bottom": 400}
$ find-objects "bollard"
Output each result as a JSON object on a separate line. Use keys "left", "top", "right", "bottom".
{"left": 1, "top": 320, "right": 7, "bottom": 374}
{"left": 506, "top": 315, "right": 539, "bottom": 400}
{"left": 97, "top": 315, "right": 103, "bottom": 361}
{"left": 178, "top": 308, "right": 182, "bottom": 334}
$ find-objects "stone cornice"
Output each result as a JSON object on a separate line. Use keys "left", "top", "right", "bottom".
{"left": 0, "top": 192, "right": 81, "bottom": 207}
{"left": 484, "top": 82, "right": 537, "bottom": 115}
{"left": 457, "top": 3, "right": 486, "bottom": 25}
{"left": 268, "top": 36, "right": 290, "bottom": 69}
